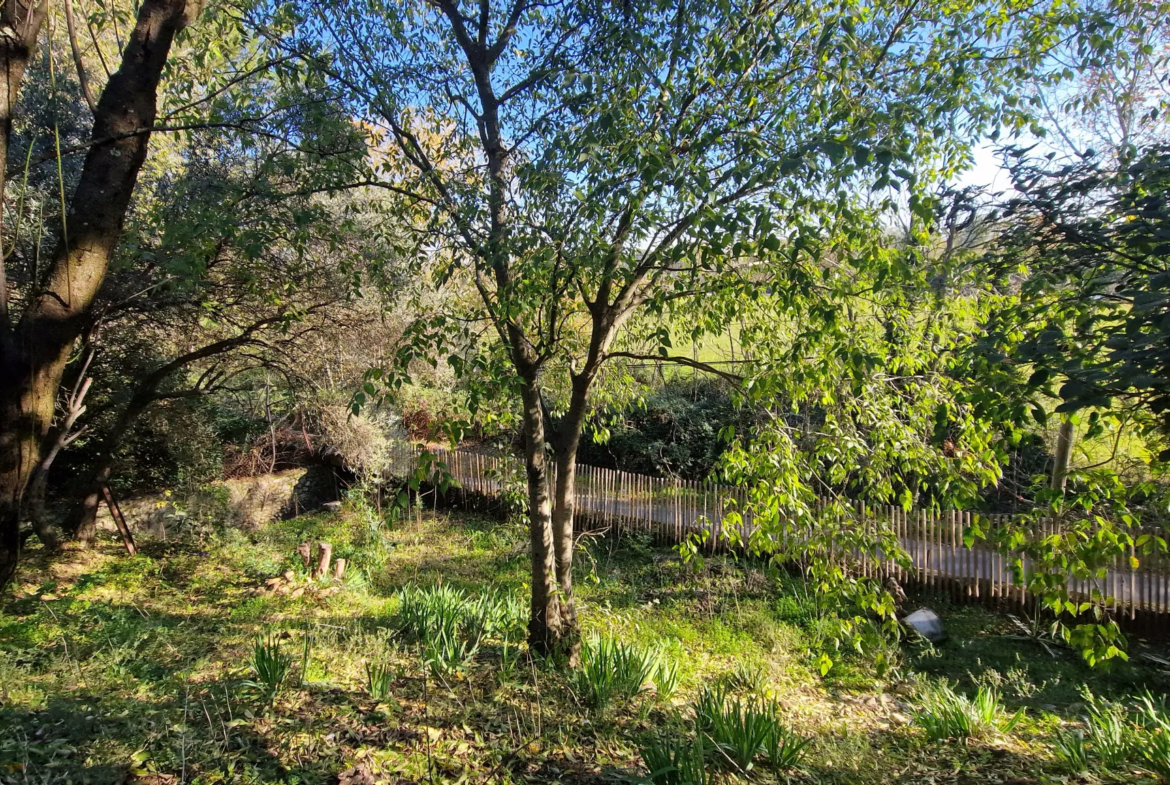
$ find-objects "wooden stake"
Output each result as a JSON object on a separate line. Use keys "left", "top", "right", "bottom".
{"left": 101, "top": 485, "right": 137, "bottom": 556}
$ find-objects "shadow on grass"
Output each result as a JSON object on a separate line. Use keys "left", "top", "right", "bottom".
{"left": 0, "top": 691, "right": 320, "bottom": 785}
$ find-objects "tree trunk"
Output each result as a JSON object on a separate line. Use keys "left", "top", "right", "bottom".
{"left": 519, "top": 376, "right": 574, "bottom": 659}
{"left": 0, "top": 0, "right": 201, "bottom": 591}
{"left": 547, "top": 373, "right": 593, "bottom": 662}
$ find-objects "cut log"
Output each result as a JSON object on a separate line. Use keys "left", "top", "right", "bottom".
{"left": 298, "top": 541, "right": 313, "bottom": 570}
{"left": 314, "top": 542, "right": 332, "bottom": 579}
{"left": 332, "top": 558, "right": 347, "bottom": 581}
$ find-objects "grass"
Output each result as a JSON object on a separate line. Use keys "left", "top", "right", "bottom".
{"left": 911, "top": 682, "right": 1024, "bottom": 742}
{"left": 2, "top": 505, "right": 1169, "bottom": 783}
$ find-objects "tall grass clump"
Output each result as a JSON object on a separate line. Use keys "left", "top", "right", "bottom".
{"left": 717, "top": 662, "right": 769, "bottom": 696}
{"left": 242, "top": 636, "right": 293, "bottom": 704}
{"left": 393, "top": 583, "right": 524, "bottom": 676}
{"left": 1138, "top": 693, "right": 1170, "bottom": 782}
{"left": 912, "top": 682, "right": 1023, "bottom": 742}
{"left": 1056, "top": 690, "right": 1170, "bottom": 780}
{"left": 575, "top": 636, "right": 657, "bottom": 710}
{"left": 394, "top": 583, "right": 524, "bottom": 641}
{"left": 653, "top": 655, "right": 681, "bottom": 702}
{"left": 693, "top": 685, "right": 808, "bottom": 772}
{"left": 1082, "top": 690, "right": 1134, "bottom": 767}
{"left": 365, "top": 660, "right": 396, "bottom": 700}
{"left": 641, "top": 734, "right": 710, "bottom": 785}
{"left": 1053, "top": 728, "right": 1092, "bottom": 773}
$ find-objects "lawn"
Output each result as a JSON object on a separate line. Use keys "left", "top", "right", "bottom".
{"left": 2, "top": 506, "right": 1168, "bottom": 784}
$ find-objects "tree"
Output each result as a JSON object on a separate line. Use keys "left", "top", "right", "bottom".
{"left": 1031, "top": 0, "right": 1169, "bottom": 162}
{"left": 46, "top": 98, "right": 374, "bottom": 541}
{"left": 0, "top": 0, "right": 207, "bottom": 590}
{"left": 981, "top": 145, "right": 1170, "bottom": 454}
{"left": 304, "top": 0, "right": 1063, "bottom": 658}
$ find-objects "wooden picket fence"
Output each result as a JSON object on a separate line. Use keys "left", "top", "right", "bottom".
{"left": 385, "top": 440, "right": 1170, "bottom": 629}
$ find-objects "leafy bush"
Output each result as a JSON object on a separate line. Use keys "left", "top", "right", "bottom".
{"left": 641, "top": 734, "right": 710, "bottom": 785}
{"left": 912, "top": 682, "right": 1023, "bottom": 742}
{"left": 242, "top": 636, "right": 293, "bottom": 704}
{"left": 575, "top": 636, "right": 657, "bottom": 710}
{"left": 577, "top": 378, "right": 756, "bottom": 480}
{"left": 693, "top": 685, "right": 807, "bottom": 772}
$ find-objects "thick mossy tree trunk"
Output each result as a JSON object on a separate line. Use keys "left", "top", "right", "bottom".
{"left": 0, "top": 0, "right": 202, "bottom": 591}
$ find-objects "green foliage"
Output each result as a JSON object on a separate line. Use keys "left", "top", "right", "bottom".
{"left": 1055, "top": 689, "right": 1170, "bottom": 779}
{"left": 654, "top": 656, "right": 681, "bottom": 702}
{"left": 693, "top": 685, "right": 807, "bottom": 772}
{"left": 242, "top": 636, "right": 293, "bottom": 704}
{"left": 1138, "top": 693, "right": 1170, "bottom": 781}
{"left": 1053, "top": 728, "right": 1093, "bottom": 773}
{"left": 497, "top": 638, "right": 526, "bottom": 683}
{"left": 912, "top": 682, "right": 1023, "bottom": 742}
{"left": 1080, "top": 689, "right": 1134, "bottom": 767}
{"left": 716, "top": 662, "right": 769, "bottom": 697}
{"left": 969, "top": 486, "right": 1165, "bottom": 666}
{"left": 393, "top": 583, "right": 524, "bottom": 643}
{"left": 640, "top": 734, "right": 711, "bottom": 785}
{"left": 365, "top": 660, "right": 397, "bottom": 700}
{"left": 980, "top": 146, "right": 1170, "bottom": 443}
{"left": 575, "top": 636, "right": 657, "bottom": 711}
{"left": 578, "top": 379, "right": 753, "bottom": 481}
{"left": 393, "top": 583, "right": 525, "bottom": 677}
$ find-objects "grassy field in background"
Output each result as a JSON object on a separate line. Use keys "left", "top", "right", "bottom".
{"left": 2, "top": 507, "right": 1168, "bottom": 784}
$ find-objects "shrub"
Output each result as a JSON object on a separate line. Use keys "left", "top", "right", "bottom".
{"left": 243, "top": 636, "right": 292, "bottom": 704}
{"left": 912, "top": 682, "right": 1023, "bottom": 742}
{"left": 641, "top": 734, "right": 710, "bottom": 785}
{"left": 576, "top": 636, "right": 657, "bottom": 711}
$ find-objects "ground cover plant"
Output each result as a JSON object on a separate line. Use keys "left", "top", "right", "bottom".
{"left": 3, "top": 506, "right": 1170, "bottom": 784}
